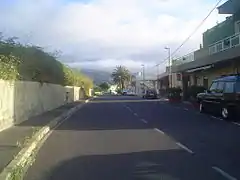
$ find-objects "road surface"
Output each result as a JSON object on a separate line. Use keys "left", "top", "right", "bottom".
{"left": 24, "top": 96, "right": 240, "bottom": 180}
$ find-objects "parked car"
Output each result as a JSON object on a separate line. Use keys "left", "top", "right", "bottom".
{"left": 197, "top": 75, "right": 240, "bottom": 120}
{"left": 122, "top": 90, "right": 128, "bottom": 95}
{"left": 143, "top": 89, "right": 158, "bottom": 99}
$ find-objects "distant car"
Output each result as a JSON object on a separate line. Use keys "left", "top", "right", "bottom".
{"left": 143, "top": 89, "right": 158, "bottom": 99}
{"left": 122, "top": 90, "right": 128, "bottom": 95}
{"left": 197, "top": 75, "right": 240, "bottom": 120}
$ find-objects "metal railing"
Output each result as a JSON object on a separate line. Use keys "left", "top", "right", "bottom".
{"left": 172, "top": 52, "right": 195, "bottom": 66}
{"left": 209, "top": 33, "right": 240, "bottom": 55}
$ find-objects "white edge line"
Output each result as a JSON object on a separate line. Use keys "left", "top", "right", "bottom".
{"left": 154, "top": 128, "right": 165, "bottom": 135}
{"left": 176, "top": 142, "right": 194, "bottom": 154}
{"left": 212, "top": 167, "right": 237, "bottom": 180}
{"left": 141, "top": 119, "right": 148, "bottom": 124}
{"left": 233, "top": 122, "right": 240, "bottom": 126}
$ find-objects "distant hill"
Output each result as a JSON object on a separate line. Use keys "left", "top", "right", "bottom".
{"left": 80, "top": 69, "right": 111, "bottom": 84}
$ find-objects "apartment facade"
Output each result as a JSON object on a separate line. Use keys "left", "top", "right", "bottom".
{"left": 157, "top": 0, "right": 240, "bottom": 98}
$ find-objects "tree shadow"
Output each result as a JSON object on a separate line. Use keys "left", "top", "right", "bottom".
{"left": 27, "top": 149, "right": 220, "bottom": 180}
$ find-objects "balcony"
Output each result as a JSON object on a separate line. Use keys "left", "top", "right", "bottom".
{"left": 209, "top": 33, "right": 240, "bottom": 55}
{"left": 172, "top": 52, "right": 195, "bottom": 66}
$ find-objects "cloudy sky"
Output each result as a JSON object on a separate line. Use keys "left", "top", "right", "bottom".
{"left": 0, "top": 0, "right": 228, "bottom": 76}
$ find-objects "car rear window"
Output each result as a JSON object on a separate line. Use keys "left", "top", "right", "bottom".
{"left": 236, "top": 82, "right": 240, "bottom": 92}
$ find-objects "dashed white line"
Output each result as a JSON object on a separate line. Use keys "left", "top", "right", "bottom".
{"left": 134, "top": 113, "right": 138, "bottom": 116}
{"left": 141, "top": 119, "right": 148, "bottom": 124}
{"left": 212, "top": 167, "right": 237, "bottom": 180}
{"left": 184, "top": 108, "right": 189, "bottom": 111}
{"left": 125, "top": 106, "right": 133, "bottom": 112}
{"left": 154, "top": 128, "right": 165, "bottom": 135}
{"left": 233, "top": 122, "right": 240, "bottom": 126}
{"left": 211, "top": 116, "right": 223, "bottom": 121}
{"left": 176, "top": 142, "right": 194, "bottom": 154}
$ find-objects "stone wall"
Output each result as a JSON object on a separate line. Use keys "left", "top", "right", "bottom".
{"left": 0, "top": 80, "right": 83, "bottom": 132}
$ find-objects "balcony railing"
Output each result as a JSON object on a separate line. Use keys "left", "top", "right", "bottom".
{"left": 209, "top": 33, "right": 240, "bottom": 55}
{"left": 172, "top": 52, "right": 195, "bottom": 66}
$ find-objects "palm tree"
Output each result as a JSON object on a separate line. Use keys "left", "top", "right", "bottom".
{"left": 111, "top": 66, "right": 131, "bottom": 90}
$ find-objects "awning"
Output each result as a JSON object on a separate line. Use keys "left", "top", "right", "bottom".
{"left": 218, "top": 0, "right": 240, "bottom": 14}
{"left": 186, "top": 65, "right": 213, "bottom": 73}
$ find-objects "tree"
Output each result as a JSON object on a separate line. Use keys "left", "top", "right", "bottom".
{"left": 99, "top": 82, "right": 110, "bottom": 91}
{"left": 111, "top": 65, "right": 131, "bottom": 90}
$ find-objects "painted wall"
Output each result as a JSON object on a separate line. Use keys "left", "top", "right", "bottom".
{"left": 0, "top": 80, "right": 84, "bottom": 132}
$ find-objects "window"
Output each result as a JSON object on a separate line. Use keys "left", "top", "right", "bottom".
{"left": 216, "top": 81, "right": 225, "bottom": 93}
{"left": 235, "top": 21, "right": 240, "bottom": 33}
{"left": 224, "top": 82, "right": 235, "bottom": 93}
{"left": 236, "top": 82, "right": 240, "bottom": 92}
{"left": 209, "top": 82, "right": 218, "bottom": 92}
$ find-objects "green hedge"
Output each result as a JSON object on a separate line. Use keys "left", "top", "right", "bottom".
{"left": 0, "top": 36, "right": 93, "bottom": 90}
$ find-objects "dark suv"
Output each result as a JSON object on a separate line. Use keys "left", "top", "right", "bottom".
{"left": 197, "top": 75, "right": 240, "bottom": 120}
{"left": 143, "top": 89, "right": 158, "bottom": 99}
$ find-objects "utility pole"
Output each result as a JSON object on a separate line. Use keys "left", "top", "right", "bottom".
{"left": 165, "top": 47, "right": 172, "bottom": 88}
{"left": 141, "top": 64, "right": 145, "bottom": 93}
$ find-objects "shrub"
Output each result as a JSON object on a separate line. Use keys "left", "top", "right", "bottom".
{"left": 167, "top": 87, "right": 182, "bottom": 100}
{"left": 186, "top": 85, "right": 206, "bottom": 100}
{"left": 0, "top": 34, "right": 93, "bottom": 90}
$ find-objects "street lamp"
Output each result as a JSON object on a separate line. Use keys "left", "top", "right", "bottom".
{"left": 164, "top": 47, "right": 172, "bottom": 88}
{"left": 141, "top": 64, "right": 145, "bottom": 82}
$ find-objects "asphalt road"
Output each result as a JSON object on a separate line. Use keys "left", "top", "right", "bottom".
{"left": 24, "top": 96, "right": 240, "bottom": 180}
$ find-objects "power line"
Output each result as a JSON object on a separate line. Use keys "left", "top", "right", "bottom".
{"left": 154, "top": 0, "right": 223, "bottom": 68}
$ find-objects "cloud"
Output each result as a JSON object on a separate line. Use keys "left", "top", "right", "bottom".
{"left": 0, "top": 0, "right": 228, "bottom": 77}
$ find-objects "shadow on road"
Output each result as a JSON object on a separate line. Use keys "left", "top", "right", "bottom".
{"left": 36, "top": 149, "right": 218, "bottom": 180}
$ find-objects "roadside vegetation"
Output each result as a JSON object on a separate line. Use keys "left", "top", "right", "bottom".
{"left": 111, "top": 65, "right": 131, "bottom": 90}
{"left": 0, "top": 34, "right": 93, "bottom": 92}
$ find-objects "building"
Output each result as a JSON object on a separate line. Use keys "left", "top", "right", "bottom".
{"left": 157, "top": 0, "right": 240, "bottom": 99}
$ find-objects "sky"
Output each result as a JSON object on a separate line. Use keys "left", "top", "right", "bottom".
{"left": 0, "top": 0, "right": 228, "bottom": 77}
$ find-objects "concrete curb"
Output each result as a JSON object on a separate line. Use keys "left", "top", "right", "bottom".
{"left": 0, "top": 100, "right": 89, "bottom": 180}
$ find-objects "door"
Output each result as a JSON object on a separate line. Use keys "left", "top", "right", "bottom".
{"left": 223, "top": 81, "right": 236, "bottom": 105}
{"left": 203, "top": 81, "right": 224, "bottom": 113}
{"left": 203, "top": 77, "right": 208, "bottom": 89}
{"left": 214, "top": 81, "right": 225, "bottom": 113}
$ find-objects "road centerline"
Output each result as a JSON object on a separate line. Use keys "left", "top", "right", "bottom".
{"left": 140, "top": 119, "right": 148, "bottom": 124}
{"left": 154, "top": 128, "right": 165, "bottom": 135}
{"left": 176, "top": 142, "right": 194, "bottom": 154}
{"left": 212, "top": 167, "right": 237, "bottom": 180}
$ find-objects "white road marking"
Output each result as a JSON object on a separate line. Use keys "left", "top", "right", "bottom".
{"left": 233, "top": 122, "right": 240, "bottom": 126}
{"left": 141, "top": 119, "right": 148, "bottom": 124}
{"left": 176, "top": 142, "right": 194, "bottom": 154}
{"left": 154, "top": 128, "right": 165, "bottom": 135}
{"left": 134, "top": 113, "right": 138, "bottom": 116}
{"left": 124, "top": 106, "right": 133, "bottom": 112}
{"left": 211, "top": 116, "right": 223, "bottom": 121}
{"left": 184, "top": 108, "right": 189, "bottom": 111}
{"left": 212, "top": 167, "right": 237, "bottom": 180}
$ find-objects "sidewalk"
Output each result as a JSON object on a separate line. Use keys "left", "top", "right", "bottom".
{"left": 0, "top": 101, "right": 82, "bottom": 173}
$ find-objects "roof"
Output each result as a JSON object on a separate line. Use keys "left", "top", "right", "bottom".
{"left": 213, "top": 75, "right": 240, "bottom": 82}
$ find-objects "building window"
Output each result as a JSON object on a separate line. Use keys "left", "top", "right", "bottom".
{"left": 235, "top": 21, "right": 240, "bottom": 34}
{"left": 177, "top": 73, "right": 181, "bottom": 81}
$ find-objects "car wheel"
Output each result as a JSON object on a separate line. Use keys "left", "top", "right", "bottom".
{"left": 199, "top": 102, "right": 205, "bottom": 113}
{"left": 221, "top": 107, "right": 230, "bottom": 120}
{"left": 221, "top": 106, "right": 234, "bottom": 120}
